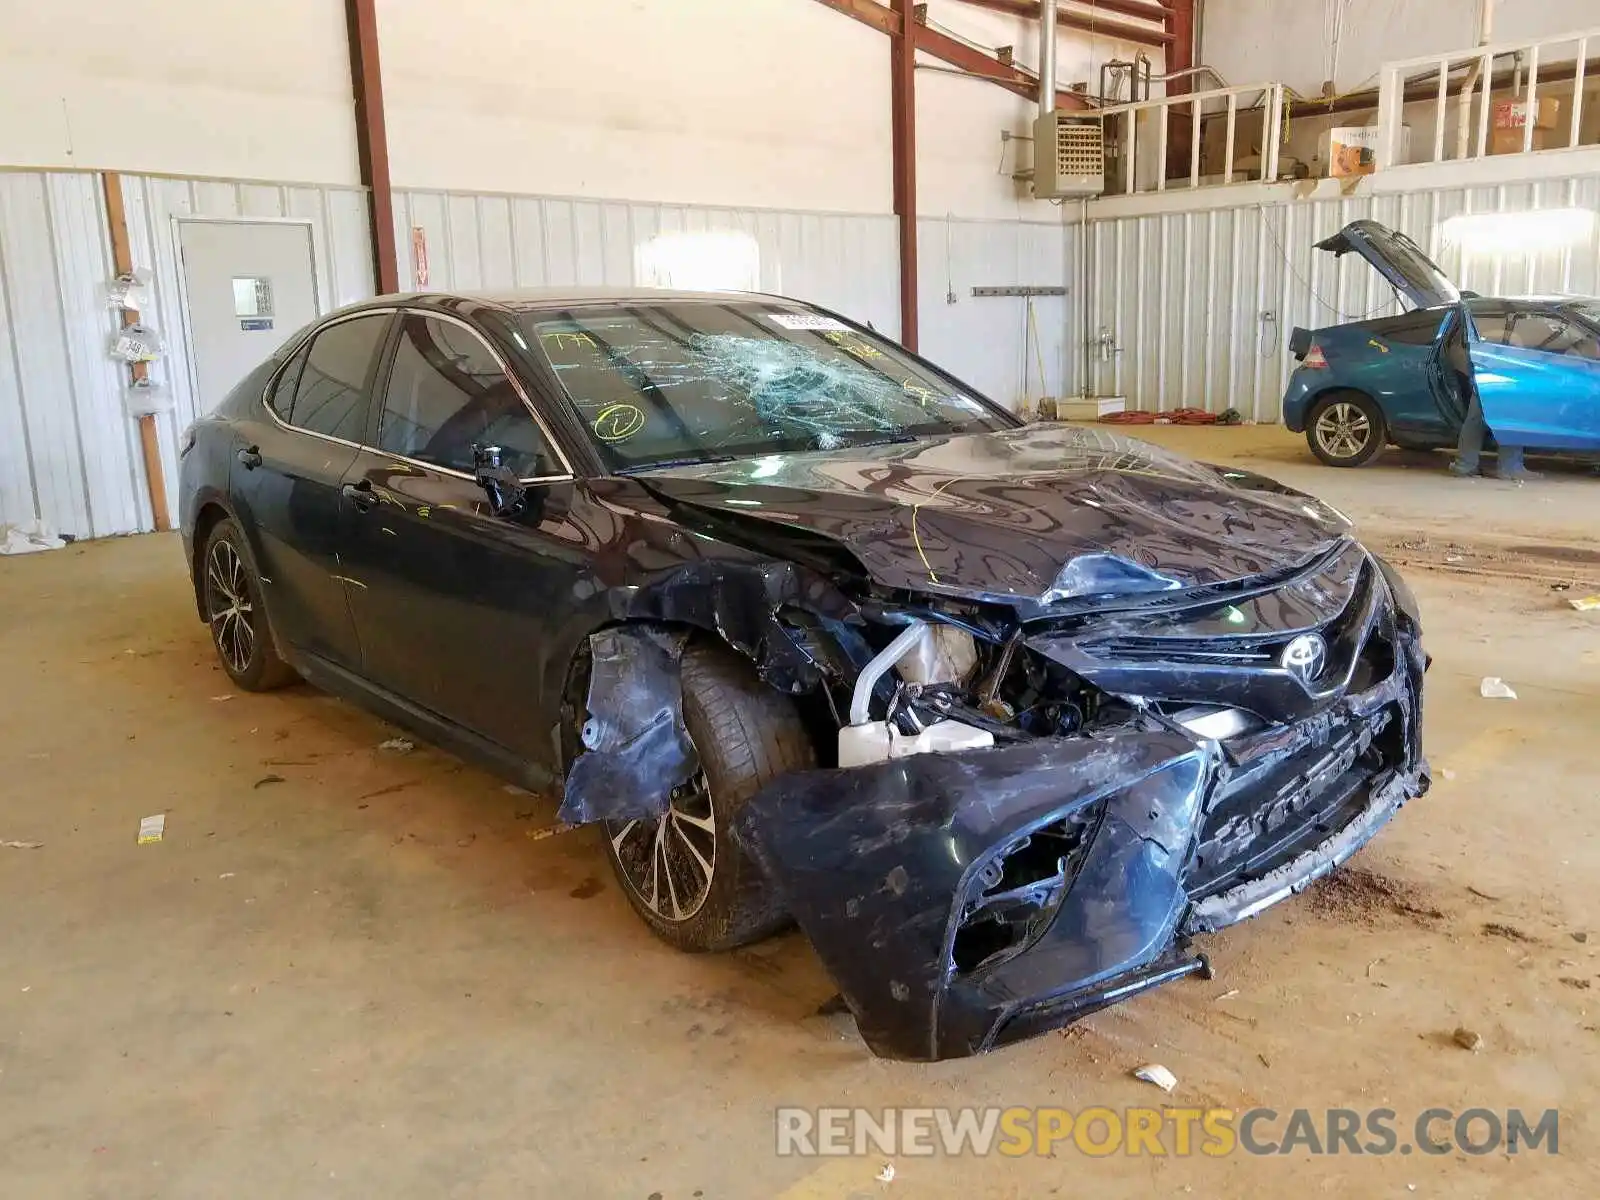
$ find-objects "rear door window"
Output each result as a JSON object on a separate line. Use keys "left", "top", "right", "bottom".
{"left": 1470, "top": 311, "right": 1510, "bottom": 344}
{"left": 290, "top": 314, "right": 391, "bottom": 441}
{"left": 376, "top": 314, "right": 559, "bottom": 477}
{"left": 267, "top": 344, "right": 309, "bottom": 419}
{"left": 1507, "top": 313, "right": 1600, "bottom": 360}
{"left": 1375, "top": 312, "right": 1447, "bottom": 345}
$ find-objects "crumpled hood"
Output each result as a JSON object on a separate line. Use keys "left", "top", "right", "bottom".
{"left": 632, "top": 424, "right": 1348, "bottom": 607}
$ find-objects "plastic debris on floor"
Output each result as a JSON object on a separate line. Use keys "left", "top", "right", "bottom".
{"left": 1132, "top": 1063, "right": 1178, "bottom": 1092}
{"left": 1479, "top": 677, "right": 1518, "bottom": 700}
{"left": 137, "top": 814, "right": 165, "bottom": 844}
{"left": 1569, "top": 595, "right": 1600, "bottom": 612}
{"left": 0, "top": 522, "right": 67, "bottom": 555}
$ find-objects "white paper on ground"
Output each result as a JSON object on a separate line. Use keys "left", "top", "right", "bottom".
{"left": 0, "top": 523, "right": 67, "bottom": 555}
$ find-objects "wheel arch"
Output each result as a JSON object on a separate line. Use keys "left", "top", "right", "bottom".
{"left": 1307, "top": 383, "right": 1381, "bottom": 413}
{"left": 190, "top": 499, "right": 237, "bottom": 621}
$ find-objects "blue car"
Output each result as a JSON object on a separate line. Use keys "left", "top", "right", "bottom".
{"left": 1282, "top": 219, "right": 1600, "bottom": 467}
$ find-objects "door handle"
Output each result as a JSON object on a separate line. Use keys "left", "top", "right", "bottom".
{"left": 236, "top": 445, "right": 262, "bottom": 470}
{"left": 341, "top": 481, "right": 378, "bottom": 512}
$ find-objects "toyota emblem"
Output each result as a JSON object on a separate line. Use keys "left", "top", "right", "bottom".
{"left": 1280, "top": 633, "right": 1327, "bottom": 684}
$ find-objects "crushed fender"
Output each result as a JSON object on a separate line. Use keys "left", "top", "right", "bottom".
{"left": 558, "top": 626, "right": 698, "bottom": 825}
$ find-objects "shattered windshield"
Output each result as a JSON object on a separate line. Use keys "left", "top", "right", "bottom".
{"left": 524, "top": 303, "right": 1008, "bottom": 470}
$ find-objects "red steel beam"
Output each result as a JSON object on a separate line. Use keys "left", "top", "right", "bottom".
{"left": 1163, "top": 0, "right": 1195, "bottom": 181}
{"left": 811, "top": 0, "right": 1091, "bottom": 109}
{"left": 890, "top": 0, "right": 919, "bottom": 350}
{"left": 346, "top": 0, "right": 399, "bottom": 294}
{"left": 914, "top": 21, "right": 1091, "bottom": 108}
{"left": 1165, "top": 0, "right": 1194, "bottom": 79}
{"left": 951, "top": 0, "right": 1173, "bottom": 48}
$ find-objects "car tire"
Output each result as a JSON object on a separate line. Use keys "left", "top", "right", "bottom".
{"left": 603, "top": 640, "right": 816, "bottom": 953}
{"left": 1306, "top": 391, "right": 1386, "bottom": 468}
{"left": 200, "top": 518, "right": 297, "bottom": 692}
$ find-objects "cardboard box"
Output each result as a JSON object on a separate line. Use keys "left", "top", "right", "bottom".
{"left": 1326, "top": 126, "right": 1380, "bottom": 176}
{"left": 1494, "top": 97, "right": 1561, "bottom": 131}
{"left": 1491, "top": 126, "right": 1556, "bottom": 155}
{"left": 1311, "top": 125, "right": 1411, "bottom": 176}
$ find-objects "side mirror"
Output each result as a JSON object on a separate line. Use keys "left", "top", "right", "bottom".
{"left": 472, "top": 444, "right": 526, "bottom": 517}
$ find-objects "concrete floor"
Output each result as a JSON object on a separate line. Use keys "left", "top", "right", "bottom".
{"left": 2, "top": 426, "right": 1597, "bottom": 1197}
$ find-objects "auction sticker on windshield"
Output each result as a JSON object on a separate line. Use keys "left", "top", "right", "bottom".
{"left": 768, "top": 313, "right": 851, "bottom": 331}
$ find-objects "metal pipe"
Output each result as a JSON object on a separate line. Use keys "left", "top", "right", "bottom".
{"left": 1455, "top": 0, "right": 1496, "bottom": 160}
{"left": 850, "top": 622, "right": 931, "bottom": 726}
{"left": 1040, "top": 0, "right": 1056, "bottom": 114}
{"left": 1149, "top": 64, "right": 1229, "bottom": 89}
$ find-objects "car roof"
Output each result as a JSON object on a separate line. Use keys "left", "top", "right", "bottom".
{"left": 347, "top": 286, "right": 797, "bottom": 313}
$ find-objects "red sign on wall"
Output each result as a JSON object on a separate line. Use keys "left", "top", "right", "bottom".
{"left": 412, "top": 226, "right": 429, "bottom": 289}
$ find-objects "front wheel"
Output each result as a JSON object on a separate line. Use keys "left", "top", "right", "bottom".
{"left": 603, "top": 640, "right": 816, "bottom": 952}
{"left": 1307, "top": 392, "right": 1386, "bottom": 468}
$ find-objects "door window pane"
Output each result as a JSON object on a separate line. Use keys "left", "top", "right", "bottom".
{"left": 1507, "top": 313, "right": 1600, "bottom": 358}
{"left": 1470, "top": 312, "right": 1509, "bottom": 344}
{"left": 291, "top": 314, "right": 390, "bottom": 441}
{"left": 267, "top": 344, "right": 308, "bottom": 419}
{"left": 377, "top": 315, "right": 555, "bottom": 476}
{"left": 1378, "top": 313, "right": 1446, "bottom": 346}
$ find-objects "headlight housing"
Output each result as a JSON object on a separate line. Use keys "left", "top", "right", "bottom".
{"left": 948, "top": 802, "right": 1105, "bottom": 976}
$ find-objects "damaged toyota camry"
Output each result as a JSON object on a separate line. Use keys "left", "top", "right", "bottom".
{"left": 180, "top": 288, "right": 1428, "bottom": 1061}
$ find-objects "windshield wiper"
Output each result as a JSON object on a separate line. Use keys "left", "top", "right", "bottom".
{"left": 830, "top": 433, "right": 920, "bottom": 450}
{"left": 617, "top": 453, "right": 737, "bottom": 474}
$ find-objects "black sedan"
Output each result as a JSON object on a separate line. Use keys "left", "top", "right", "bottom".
{"left": 180, "top": 288, "right": 1429, "bottom": 1060}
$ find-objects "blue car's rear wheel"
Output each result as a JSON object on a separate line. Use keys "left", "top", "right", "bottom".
{"left": 1307, "top": 391, "right": 1386, "bottom": 468}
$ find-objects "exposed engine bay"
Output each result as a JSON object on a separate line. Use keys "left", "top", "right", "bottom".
{"left": 558, "top": 477, "right": 1429, "bottom": 1060}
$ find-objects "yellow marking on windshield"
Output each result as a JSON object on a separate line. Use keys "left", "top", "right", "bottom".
{"left": 822, "top": 329, "right": 885, "bottom": 360}
{"left": 594, "top": 402, "right": 647, "bottom": 442}
{"left": 542, "top": 331, "right": 597, "bottom": 351}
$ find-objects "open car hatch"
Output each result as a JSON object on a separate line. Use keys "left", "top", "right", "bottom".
{"left": 1315, "top": 219, "right": 1460, "bottom": 309}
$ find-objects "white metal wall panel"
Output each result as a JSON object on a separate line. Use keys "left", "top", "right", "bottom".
{"left": 393, "top": 189, "right": 902, "bottom": 342}
{"left": 0, "top": 170, "right": 371, "bottom": 541}
{"left": 917, "top": 217, "right": 1072, "bottom": 411}
{"left": 1084, "top": 171, "right": 1600, "bottom": 421}
{"left": 0, "top": 171, "right": 123, "bottom": 540}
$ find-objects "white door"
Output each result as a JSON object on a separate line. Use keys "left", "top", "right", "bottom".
{"left": 178, "top": 221, "right": 319, "bottom": 412}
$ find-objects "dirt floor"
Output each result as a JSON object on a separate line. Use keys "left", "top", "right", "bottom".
{"left": 2, "top": 425, "right": 1597, "bottom": 1197}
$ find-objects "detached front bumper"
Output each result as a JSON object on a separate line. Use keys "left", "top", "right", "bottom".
{"left": 737, "top": 625, "right": 1427, "bottom": 1062}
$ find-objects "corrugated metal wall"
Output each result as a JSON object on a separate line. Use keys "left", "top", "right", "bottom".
{"left": 392, "top": 189, "right": 901, "bottom": 333}
{"left": 0, "top": 172, "right": 132, "bottom": 541}
{"left": 391, "top": 189, "right": 1069, "bottom": 412}
{"left": 0, "top": 170, "right": 371, "bottom": 541}
{"left": 1084, "top": 173, "right": 1600, "bottom": 420}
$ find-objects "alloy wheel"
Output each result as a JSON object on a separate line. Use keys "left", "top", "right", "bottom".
{"left": 609, "top": 772, "right": 718, "bottom": 921}
{"left": 205, "top": 539, "right": 256, "bottom": 675}
{"left": 1314, "top": 402, "right": 1372, "bottom": 461}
